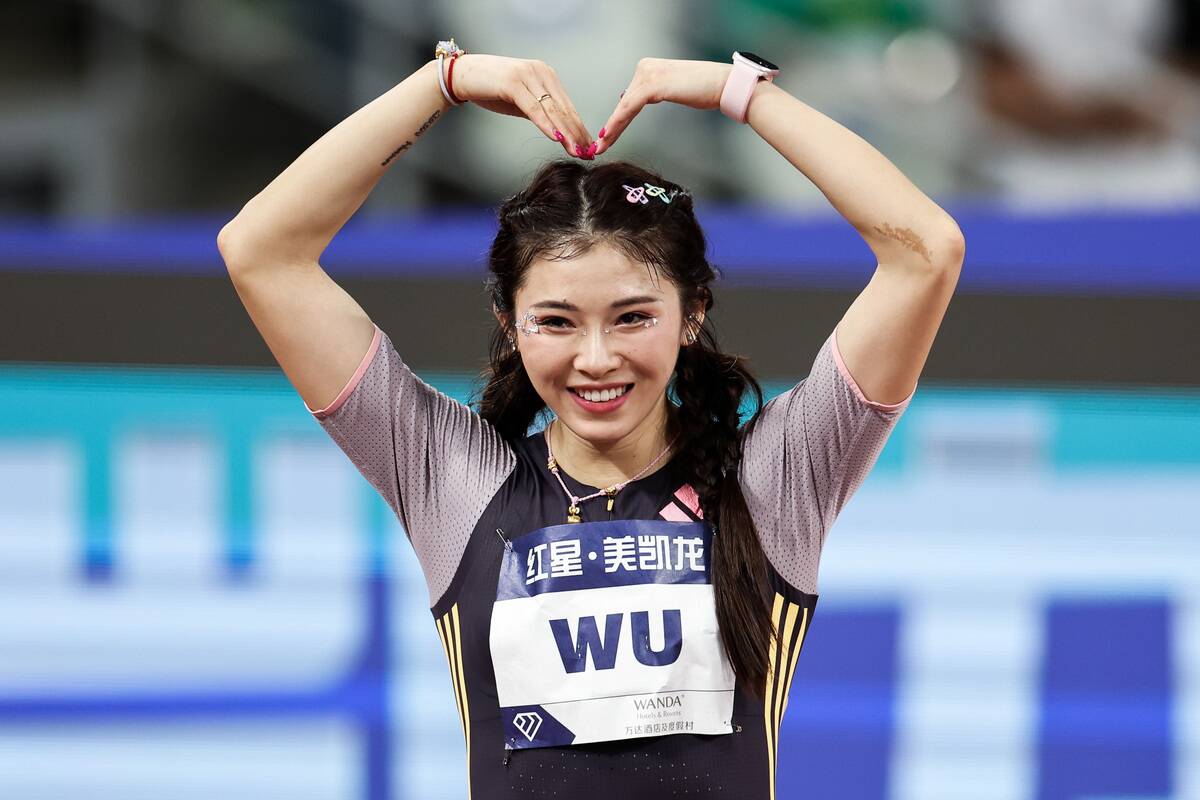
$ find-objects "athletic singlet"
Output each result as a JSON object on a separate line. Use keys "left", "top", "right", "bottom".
{"left": 309, "top": 323, "right": 912, "bottom": 799}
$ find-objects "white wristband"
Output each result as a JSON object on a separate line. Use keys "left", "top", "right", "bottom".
{"left": 436, "top": 56, "right": 462, "bottom": 106}
{"left": 433, "top": 39, "right": 465, "bottom": 106}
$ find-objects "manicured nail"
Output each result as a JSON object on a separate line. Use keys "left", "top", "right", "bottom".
{"left": 554, "top": 129, "right": 564, "bottom": 142}
{"left": 586, "top": 142, "right": 598, "bottom": 158}
{"left": 598, "top": 127, "right": 607, "bottom": 139}
{"left": 575, "top": 144, "right": 585, "bottom": 157}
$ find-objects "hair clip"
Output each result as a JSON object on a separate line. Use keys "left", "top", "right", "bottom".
{"left": 622, "top": 184, "right": 650, "bottom": 204}
{"left": 621, "top": 182, "right": 688, "bottom": 205}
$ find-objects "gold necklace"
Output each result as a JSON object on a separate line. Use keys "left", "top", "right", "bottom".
{"left": 544, "top": 420, "right": 675, "bottom": 523}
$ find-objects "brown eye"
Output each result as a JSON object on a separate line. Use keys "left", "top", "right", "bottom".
{"left": 617, "top": 312, "right": 654, "bottom": 327}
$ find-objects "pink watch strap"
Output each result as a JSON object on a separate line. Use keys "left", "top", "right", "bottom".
{"left": 720, "top": 53, "right": 778, "bottom": 124}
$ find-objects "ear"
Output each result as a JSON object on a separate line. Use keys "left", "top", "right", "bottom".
{"left": 494, "top": 304, "right": 519, "bottom": 353}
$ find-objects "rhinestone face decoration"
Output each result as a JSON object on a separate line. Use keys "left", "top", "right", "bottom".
{"left": 518, "top": 312, "right": 540, "bottom": 336}
{"left": 517, "top": 313, "right": 658, "bottom": 338}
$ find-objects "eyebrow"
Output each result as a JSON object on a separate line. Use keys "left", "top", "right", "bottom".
{"left": 529, "top": 295, "right": 663, "bottom": 311}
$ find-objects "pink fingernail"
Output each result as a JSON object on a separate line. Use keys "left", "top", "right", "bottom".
{"left": 586, "top": 142, "right": 598, "bottom": 158}
{"left": 598, "top": 127, "right": 607, "bottom": 139}
{"left": 554, "top": 129, "right": 564, "bottom": 142}
{"left": 575, "top": 144, "right": 585, "bottom": 157}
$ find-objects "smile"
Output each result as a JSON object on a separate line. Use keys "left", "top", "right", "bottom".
{"left": 570, "top": 384, "right": 631, "bottom": 402}
{"left": 568, "top": 383, "right": 634, "bottom": 412}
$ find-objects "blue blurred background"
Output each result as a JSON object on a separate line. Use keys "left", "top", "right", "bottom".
{"left": 2, "top": 1, "right": 1199, "bottom": 799}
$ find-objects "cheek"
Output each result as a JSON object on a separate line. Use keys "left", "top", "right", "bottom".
{"left": 520, "top": 348, "right": 569, "bottom": 393}
{"left": 630, "top": 338, "right": 681, "bottom": 381}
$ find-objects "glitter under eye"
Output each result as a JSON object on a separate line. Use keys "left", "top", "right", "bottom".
{"left": 516, "top": 310, "right": 661, "bottom": 338}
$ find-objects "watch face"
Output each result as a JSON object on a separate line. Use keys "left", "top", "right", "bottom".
{"left": 737, "top": 51, "right": 779, "bottom": 72}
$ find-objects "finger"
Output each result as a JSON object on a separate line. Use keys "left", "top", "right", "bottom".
{"left": 531, "top": 87, "right": 580, "bottom": 156}
{"left": 540, "top": 69, "right": 593, "bottom": 157}
{"left": 594, "top": 85, "right": 648, "bottom": 157}
{"left": 513, "top": 78, "right": 570, "bottom": 153}
{"left": 528, "top": 71, "right": 591, "bottom": 158}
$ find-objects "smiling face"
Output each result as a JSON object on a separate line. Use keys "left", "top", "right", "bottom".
{"left": 510, "top": 240, "right": 696, "bottom": 451}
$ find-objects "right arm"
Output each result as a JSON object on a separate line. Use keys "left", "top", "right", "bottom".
{"left": 216, "top": 55, "right": 594, "bottom": 411}
{"left": 216, "top": 54, "right": 593, "bottom": 602}
{"left": 216, "top": 59, "right": 449, "bottom": 411}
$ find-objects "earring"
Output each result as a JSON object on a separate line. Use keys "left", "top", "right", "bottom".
{"left": 685, "top": 314, "right": 699, "bottom": 344}
{"left": 507, "top": 335, "right": 517, "bottom": 353}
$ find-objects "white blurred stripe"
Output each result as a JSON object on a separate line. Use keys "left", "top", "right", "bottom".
{"left": 389, "top": 512, "right": 467, "bottom": 800}
{"left": 890, "top": 594, "right": 1039, "bottom": 800}
{"left": 0, "top": 440, "right": 79, "bottom": 584}
{"left": 1177, "top": 592, "right": 1200, "bottom": 800}
{"left": 117, "top": 433, "right": 222, "bottom": 582}
{"left": 0, "top": 720, "right": 357, "bottom": 800}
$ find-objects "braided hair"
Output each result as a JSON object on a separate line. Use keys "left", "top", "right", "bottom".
{"left": 478, "top": 159, "right": 773, "bottom": 694}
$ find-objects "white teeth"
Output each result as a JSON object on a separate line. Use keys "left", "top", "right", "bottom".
{"left": 577, "top": 385, "right": 628, "bottom": 402}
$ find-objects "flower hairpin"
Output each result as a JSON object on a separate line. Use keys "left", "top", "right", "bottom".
{"left": 622, "top": 182, "right": 688, "bottom": 205}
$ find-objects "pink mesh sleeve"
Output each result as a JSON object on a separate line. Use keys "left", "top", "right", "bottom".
{"left": 739, "top": 325, "right": 912, "bottom": 593}
{"left": 311, "top": 324, "right": 516, "bottom": 603}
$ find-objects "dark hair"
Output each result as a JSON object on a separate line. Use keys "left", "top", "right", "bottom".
{"left": 479, "top": 159, "right": 773, "bottom": 695}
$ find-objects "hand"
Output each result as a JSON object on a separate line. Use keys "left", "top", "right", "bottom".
{"left": 450, "top": 54, "right": 596, "bottom": 159}
{"left": 594, "top": 58, "right": 732, "bottom": 157}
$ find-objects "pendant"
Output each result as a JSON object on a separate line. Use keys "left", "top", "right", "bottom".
{"left": 567, "top": 504, "right": 581, "bottom": 523}
{"left": 604, "top": 487, "right": 617, "bottom": 512}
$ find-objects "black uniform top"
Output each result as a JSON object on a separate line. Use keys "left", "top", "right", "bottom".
{"left": 311, "top": 323, "right": 911, "bottom": 799}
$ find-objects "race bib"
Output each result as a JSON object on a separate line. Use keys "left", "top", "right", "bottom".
{"left": 490, "top": 519, "right": 735, "bottom": 750}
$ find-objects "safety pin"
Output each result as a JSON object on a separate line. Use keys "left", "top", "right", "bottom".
{"left": 495, "top": 528, "right": 513, "bottom": 552}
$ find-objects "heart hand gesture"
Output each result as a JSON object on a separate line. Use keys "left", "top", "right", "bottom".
{"left": 594, "top": 58, "right": 732, "bottom": 157}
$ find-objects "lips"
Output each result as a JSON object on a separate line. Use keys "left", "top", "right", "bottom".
{"left": 567, "top": 383, "right": 634, "bottom": 413}
{"left": 570, "top": 384, "right": 631, "bottom": 403}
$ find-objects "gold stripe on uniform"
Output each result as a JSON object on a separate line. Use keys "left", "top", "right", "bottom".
{"left": 450, "top": 605, "right": 472, "bottom": 799}
{"left": 772, "top": 601, "right": 800, "bottom": 743}
{"left": 763, "top": 594, "right": 812, "bottom": 800}
{"left": 435, "top": 606, "right": 472, "bottom": 800}
{"left": 435, "top": 614, "right": 465, "bottom": 730}
{"left": 779, "top": 607, "right": 810, "bottom": 722}
{"left": 763, "top": 593, "right": 785, "bottom": 800}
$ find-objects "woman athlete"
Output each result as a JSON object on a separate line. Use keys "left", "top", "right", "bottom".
{"left": 218, "top": 43, "right": 964, "bottom": 800}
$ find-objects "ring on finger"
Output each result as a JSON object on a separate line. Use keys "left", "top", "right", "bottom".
{"left": 536, "top": 93, "right": 552, "bottom": 103}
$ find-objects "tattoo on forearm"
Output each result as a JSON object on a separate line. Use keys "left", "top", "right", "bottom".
{"left": 380, "top": 141, "right": 412, "bottom": 167}
{"left": 380, "top": 110, "right": 441, "bottom": 167}
{"left": 873, "top": 223, "right": 933, "bottom": 264}
{"left": 415, "top": 110, "right": 440, "bottom": 136}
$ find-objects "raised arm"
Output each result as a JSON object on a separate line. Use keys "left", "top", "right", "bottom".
{"left": 217, "top": 54, "right": 594, "bottom": 412}
{"left": 595, "top": 58, "right": 964, "bottom": 406}
{"left": 218, "top": 60, "right": 445, "bottom": 412}
{"left": 741, "top": 73, "right": 963, "bottom": 405}
{"left": 216, "top": 52, "right": 593, "bottom": 602}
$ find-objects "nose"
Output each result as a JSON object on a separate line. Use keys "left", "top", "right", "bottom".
{"left": 573, "top": 327, "right": 622, "bottom": 377}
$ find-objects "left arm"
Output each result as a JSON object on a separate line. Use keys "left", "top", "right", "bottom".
{"left": 596, "top": 58, "right": 965, "bottom": 405}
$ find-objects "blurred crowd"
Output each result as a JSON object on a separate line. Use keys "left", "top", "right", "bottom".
{"left": 4, "top": 0, "right": 1200, "bottom": 217}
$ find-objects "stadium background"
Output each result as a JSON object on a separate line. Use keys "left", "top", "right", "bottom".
{"left": 2, "top": 1, "right": 1198, "bottom": 798}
